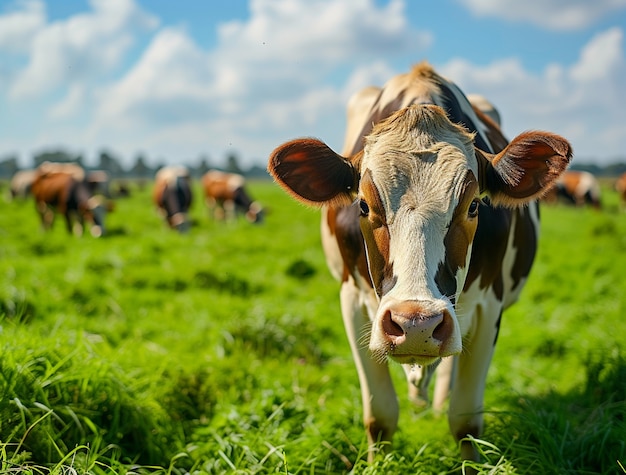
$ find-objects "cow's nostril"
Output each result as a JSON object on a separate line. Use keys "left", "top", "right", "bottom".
{"left": 382, "top": 311, "right": 404, "bottom": 338}
{"left": 432, "top": 311, "right": 453, "bottom": 342}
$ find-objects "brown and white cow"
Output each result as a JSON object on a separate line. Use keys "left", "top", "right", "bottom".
{"left": 543, "top": 170, "right": 601, "bottom": 209}
{"left": 31, "top": 165, "right": 108, "bottom": 237}
{"left": 153, "top": 165, "right": 193, "bottom": 232}
{"left": 268, "top": 62, "right": 572, "bottom": 462}
{"left": 9, "top": 169, "right": 38, "bottom": 200}
{"left": 201, "top": 170, "right": 263, "bottom": 223}
{"left": 615, "top": 172, "right": 626, "bottom": 210}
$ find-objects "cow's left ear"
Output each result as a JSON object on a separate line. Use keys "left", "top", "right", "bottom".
{"left": 478, "top": 131, "right": 573, "bottom": 207}
{"left": 268, "top": 138, "right": 359, "bottom": 207}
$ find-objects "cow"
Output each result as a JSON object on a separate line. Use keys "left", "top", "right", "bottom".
{"left": 153, "top": 165, "right": 193, "bottom": 232}
{"left": 9, "top": 169, "right": 38, "bottom": 200}
{"left": 268, "top": 62, "right": 572, "bottom": 463}
{"left": 543, "top": 170, "right": 601, "bottom": 209}
{"left": 615, "top": 172, "right": 626, "bottom": 210}
{"left": 31, "top": 166, "right": 108, "bottom": 237}
{"left": 201, "top": 170, "right": 264, "bottom": 223}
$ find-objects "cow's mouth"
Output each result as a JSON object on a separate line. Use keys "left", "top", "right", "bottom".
{"left": 389, "top": 353, "right": 440, "bottom": 366}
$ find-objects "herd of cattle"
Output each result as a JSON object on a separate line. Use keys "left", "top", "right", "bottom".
{"left": 5, "top": 61, "right": 625, "bottom": 466}
{"left": 8, "top": 162, "right": 264, "bottom": 236}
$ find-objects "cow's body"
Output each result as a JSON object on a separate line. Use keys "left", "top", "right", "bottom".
{"left": 268, "top": 62, "right": 572, "bottom": 462}
{"left": 544, "top": 170, "right": 601, "bottom": 208}
{"left": 153, "top": 166, "right": 193, "bottom": 232}
{"left": 202, "top": 170, "right": 263, "bottom": 223}
{"left": 31, "top": 168, "right": 107, "bottom": 237}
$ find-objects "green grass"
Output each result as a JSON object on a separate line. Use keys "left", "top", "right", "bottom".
{"left": 0, "top": 180, "right": 624, "bottom": 474}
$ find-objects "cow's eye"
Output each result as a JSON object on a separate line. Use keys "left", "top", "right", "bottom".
{"left": 468, "top": 199, "right": 480, "bottom": 218}
{"left": 359, "top": 199, "right": 370, "bottom": 217}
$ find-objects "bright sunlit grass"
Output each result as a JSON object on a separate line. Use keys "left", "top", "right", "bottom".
{"left": 0, "top": 180, "right": 624, "bottom": 474}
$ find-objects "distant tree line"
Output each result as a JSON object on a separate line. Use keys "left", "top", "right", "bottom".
{"left": 0, "top": 149, "right": 272, "bottom": 180}
{"left": 1, "top": 148, "right": 625, "bottom": 181}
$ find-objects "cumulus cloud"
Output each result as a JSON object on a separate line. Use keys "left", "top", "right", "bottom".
{"left": 88, "top": 0, "right": 431, "bottom": 162}
{"left": 1, "top": 0, "right": 624, "bottom": 167}
{"left": 8, "top": 0, "right": 158, "bottom": 100}
{"left": 458, "top": 0, "right": 626, "bottom": 30}
{"left": 0, "top": 0, "right": 45, "bottom": 53}
{"left": 439, "top": 27, "right": 626, "bottom": 161}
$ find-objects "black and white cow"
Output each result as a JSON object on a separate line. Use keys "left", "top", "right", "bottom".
{"left": 153, "top": 165, "right": 193, "bottom": 233}
{"left": 268, "top": 62, "right": 572, "bottom": 462}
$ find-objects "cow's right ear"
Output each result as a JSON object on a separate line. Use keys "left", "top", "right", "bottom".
{"left": 268, "top": 138, "right": 358, "bottom": 207}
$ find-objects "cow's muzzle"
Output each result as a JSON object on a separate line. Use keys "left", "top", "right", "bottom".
{"left": 375, "top": 300, "right": 459, "bottom": 365}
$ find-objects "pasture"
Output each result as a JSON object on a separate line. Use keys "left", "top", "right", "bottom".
{"left": 0, "top": 179, "right": 625, "bottom": 474}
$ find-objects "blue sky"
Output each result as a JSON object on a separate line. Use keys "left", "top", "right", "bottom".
{"left": 1, "top": 0, "right": 625, "bottom": 169}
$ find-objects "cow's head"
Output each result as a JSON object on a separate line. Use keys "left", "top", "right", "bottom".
{"left": 269, "top": 104, "right": 571, "bottom": 366}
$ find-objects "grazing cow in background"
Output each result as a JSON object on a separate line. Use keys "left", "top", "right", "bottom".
{"left": 268, "top": 62, "right": 572, "bottom": 463}
{"left": 153, "top": 165, "right": 193, "bottom": 232}
{"left": 9, "top": 169, "right": 38, "bottom": 200}
{"left": 201, "top": 170, "right": 264, "bottom": 223}
{"left": 543, "top": 170, "right": 602, "bottom": 209}
{"left": 615, "top": 172, "right": 626, "bottom": 210}
{"left": 31, "top": 166, "right": 109, "bottom": 237}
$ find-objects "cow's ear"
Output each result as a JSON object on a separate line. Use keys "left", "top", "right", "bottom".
{"left": 478, "top": 131, "right": 572, "bottom": 207}
{"left": 268, "top": 138, "right": 358, "bottom": 207}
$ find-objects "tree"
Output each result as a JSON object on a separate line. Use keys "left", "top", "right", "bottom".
{"left": 225, "top": 153, "right": 243, "bottom": 175}
{"left": 97, "top": 150, "right": 125, "bottom": 177}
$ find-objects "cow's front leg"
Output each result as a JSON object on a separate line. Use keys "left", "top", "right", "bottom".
{"left": 448, "top": 306, "right": 501, "bottom": 462}
{"left": 404, "top": 362, "right": 434, "bottom": 407}
{"left": 37, "top": 202, "right": 54, "bottom": 230}
{"left": 340, "top": 278, "right": 398, "bottom": 461}
{"left": 404, "top": 356, "right": 454, "bottom": 411}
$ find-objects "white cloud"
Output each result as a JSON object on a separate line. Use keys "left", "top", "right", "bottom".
{"left": 571, "top": 27, "right": 624, "bottom": 81}
{"left": 2, "top": 0, "right": 624, "bottom": 168}
{"left": 8, "top": 0, "right": 158, "bottom": 100}
{"left": 0, "top": 0, "right": 46, "bottom": 53}
{"left": 458, "top": 0, "right": 626, "bottom": 30}
{"left": 87, "top": 0, "right": 431, "bottom": 164}
{"left": 439, "top": 27, "right": 626, "bottom": 162}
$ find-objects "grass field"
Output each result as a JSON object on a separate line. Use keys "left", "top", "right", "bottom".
{"left": 0, "top": 179, "right": 625, "bottom": 474}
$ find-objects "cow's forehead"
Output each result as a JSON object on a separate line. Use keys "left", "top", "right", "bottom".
{"left": 361, "top": 105, "right": 478, "bottom": 220}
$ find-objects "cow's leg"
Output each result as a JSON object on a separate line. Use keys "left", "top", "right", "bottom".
{"left": 447, "top": 304, "right": 501, "bottom": 462}
{"left": 404, "top": 356, "right": 453, "bottom": 411}
{"left": 37, "top": 201, "right": 54, "bottom": 230}
{"left": 223, "top": 199, "right": 236, "bottom": 221}
{"left": 433, "top": 356, "right": 455, "bottom": 412}
{"left": 404, "top": 362, "right": 436, "bottom": 407}
{"left": 65, "top": 211, "right": 83, "bottom": 236}
{"left": 340, "top": 278, "right": 398, "bottom": 461}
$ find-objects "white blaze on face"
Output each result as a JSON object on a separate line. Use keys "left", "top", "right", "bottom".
{"left": 358, "top": 105, "right": 480, "bottom": 364}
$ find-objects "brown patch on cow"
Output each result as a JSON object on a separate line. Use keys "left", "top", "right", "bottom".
{"left": 333, "top": 203, "right": 371, "bottom": 286}
{"left": 510, "top": 206, "right": 538, "bottom": 290}
{"left": 437, "top": 174, "right": 480, "bottom": 299}
{"left": 359, "top": 170, "right": 395, "bottom": 296}
{"left": 463, "top": 204, "right": 510, "bottom": 299}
